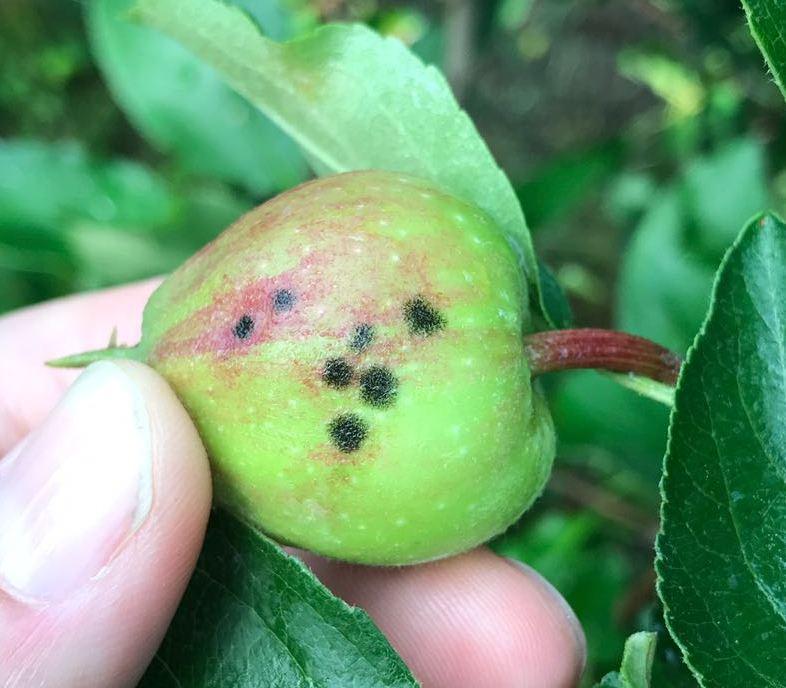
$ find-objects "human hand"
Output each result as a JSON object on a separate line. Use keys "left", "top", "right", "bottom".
{"left": 0, "top": 280, "right": 585, "bottom": 688}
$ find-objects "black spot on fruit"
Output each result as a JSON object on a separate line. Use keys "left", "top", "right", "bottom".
{"left": 323, "top": 357, "right": 354, "bottom": 388}
{"left": 404, "top": 296, "right": 446, "bottom": 336}
{"left": 233, "top": 314, "right": 254, "bottom": 339}
{"left": 329, "top": 413, "right": 367, "bottom": 453}
{"left": 359, "top": 365, "right": 398, "bottom": 407}
{"left": 349, "top": 323, "right": 375, "bottom": 352}
{"left": 273, "top": 288, "right": 296, "bottom": 313}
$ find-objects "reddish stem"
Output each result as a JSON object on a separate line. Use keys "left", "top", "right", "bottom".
{"left": 523, "top": 328, "right": 682, "bottom": 385}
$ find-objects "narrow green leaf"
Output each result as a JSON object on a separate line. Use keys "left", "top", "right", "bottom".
{"left": 88, "top": 0, "right": 309, "bottom": 195}
{"left": 656, "top": 213, "right": 786, "bottom": 687}
{"left": 605, "top": 373, "right": 675, "bottom": 407}
{"left": 536, "top": 258, "right": 573, "bottom": 329}
{"left": 641, "top": 605, "right": 698, "bottom": 688}
{"left": 597, "top": 632, "right": 657, "bottom": 688}
{"left": 741, "top": 0, "right": 786, "bottom": 101}
{"left": 138, "top": 510, "right": 419, "bottom": 688}
{"left": 133, "top": 0, "right": 561, "bottom": 325}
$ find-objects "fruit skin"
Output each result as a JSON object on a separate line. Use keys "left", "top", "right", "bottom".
{"left": 128, "top": 170, "right": 555, "bottom": 564}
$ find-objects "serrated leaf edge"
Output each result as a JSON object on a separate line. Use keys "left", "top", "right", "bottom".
{"left": 653, "top": 211, "right": 781, "bottom": 688}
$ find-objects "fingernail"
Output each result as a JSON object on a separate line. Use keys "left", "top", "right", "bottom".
{"left": 506, "top": 557, "right": 587, "bottom": 671}
{"left": 0, "top": 362, "right": 153, "bottom": 603}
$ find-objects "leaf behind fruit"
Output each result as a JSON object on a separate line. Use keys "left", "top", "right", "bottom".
{"left": 536, "top": 258, "right": 573, "bottom": 329}
{"left": 89, "top": 0, "right": 309, "bottom": 196}
{"left": 138, "top": 510, "right": 419, "bottom": 688}
{"left": 133, "top": 0, "right": 564, "bottom": 326}
{"left": 656, "top": 213, "right": 786, "bottom": 687}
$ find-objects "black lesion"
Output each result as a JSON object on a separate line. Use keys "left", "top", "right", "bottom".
{"left": 349, "top": 323, "right": 375, "bottom": 352}
{"left": 328, "top": 413, "right": 368, "bottom": 453}
{"left": 322, "top": 358, "right": 354, "bottom": 388}
{"left": 404, "top": 296, "right": 446, "bottom": 336}
{"left": 359, "top": 365, "right": 398, "bottom": 407}
{"left": 273, "top": 288, "right": 296, "bottom": 313}
{"left": 232, "top": 314, "right": 254, "bottom": 340}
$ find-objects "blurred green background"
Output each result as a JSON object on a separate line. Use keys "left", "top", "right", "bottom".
{"left": 1, "top": 0, "right": 781, "bottom": 683}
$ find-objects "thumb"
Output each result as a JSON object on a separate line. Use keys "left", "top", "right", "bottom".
{"left": 0, "top": 361, "right": 211, "bottom": 687}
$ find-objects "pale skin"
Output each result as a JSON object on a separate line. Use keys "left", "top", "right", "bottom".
{"left": 0, "top": 279, "right": 585, "bottom": 688}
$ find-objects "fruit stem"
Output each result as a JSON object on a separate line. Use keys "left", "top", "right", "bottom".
{"left": 523, "top": 329, "right": 681, "bottom": 385}
{"left": 47, "top": 345, "right": 142, "bottom": 369}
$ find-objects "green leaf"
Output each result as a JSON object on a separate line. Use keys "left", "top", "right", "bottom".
{"left": 617, "top": 190, "right": 717, "bottom": 354}
{"left": 516, "top": 140, "right": 623, "bottom": 230}
{"left": 656, "top": 213, "right": 786, "bottom": 687}
{"left": 133, "top": 0, "right": 560, "bottom": 326}
{"left": 168, "top": 182, "right": 252, "bottom": 249}
{"left": 617, "top": 139, "right": 770, "bottom": 355}
{"left": 548, "top": 371, "right": 669, "bottom": 494}
{"left": 617, "top": 48, "right": 704, "bottom": 118}
{"left": 606, "top": 373, "right": 675, "bottom": 407}
{"left": 0, "top": 138, "right": 253, "bottom": 310}
{"left": 231, "top": 0, "right": 316, "bottom": 41}
{"left": 88, "top": 0, "right": 309, "bottom": 195}
{"left": 0, "top": 228, "right": 71, "bottom": 272}
{"left": 681, "top": 137, "right": 768, "bottom": 260}
{"left": 139, "top": 510, "right": 419, "bottom": 687}
{"left": 0, "top": 139, "right": 177, "bottom": 231}
{"left": 597, "top": 632, "right": 657, "bottom": 688}
{"left": 549, "top": 150, "right": 762, "bottom": 488}
{"left": 741, "top": 0, "right": 786, "bottom": 101}
{"left": 536, "top": 258, "right": 573, "bottom": 329}
{"left": 67, "top": 222, "right": 187, "bottom": 288}
{"left": 639, "top": 605, "right": 698, "bottom": 688}
{"left": 606, "top": 172, "right": 657, "bottom": 224}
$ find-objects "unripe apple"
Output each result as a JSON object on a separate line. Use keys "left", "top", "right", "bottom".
{"left": 70, "top": 171, "right": 556, "bottom": 564}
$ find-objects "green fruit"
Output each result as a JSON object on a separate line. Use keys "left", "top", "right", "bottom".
{"left": 67, "top": 171, "right": 555, "bottom": 564}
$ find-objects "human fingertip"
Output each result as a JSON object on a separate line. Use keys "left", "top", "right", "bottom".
{"left": 0, "top": 359, "right": 211, "bottom": 688}
{"left": 0, "top": 361, "right": 154, "bottom": 603}
{"left": 505, "top": 557, "right": 587, "bottom": 681}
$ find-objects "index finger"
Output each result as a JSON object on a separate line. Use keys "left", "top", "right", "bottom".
{"left": 0, "top": 278, "right": 160, "bottom": 454}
